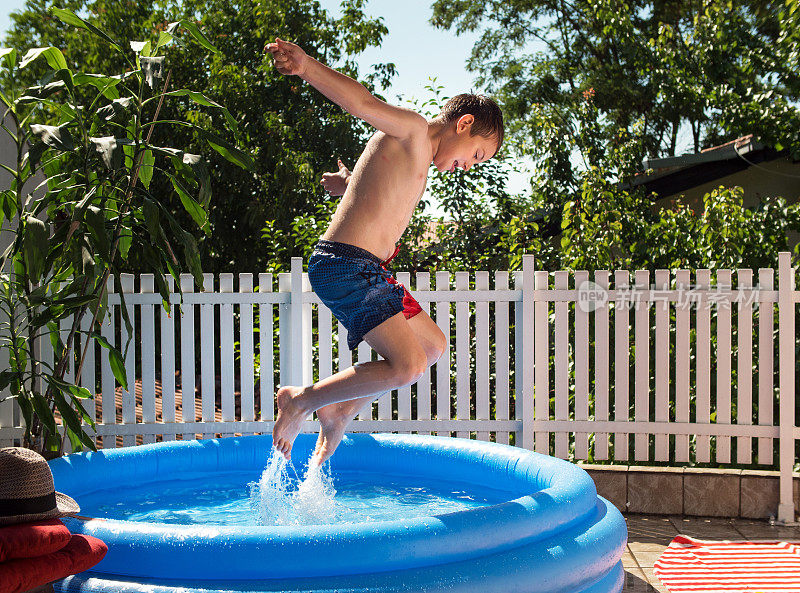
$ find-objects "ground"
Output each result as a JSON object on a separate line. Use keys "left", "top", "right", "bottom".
{"left": 622, "top": 514, "right": 800, "bottom": 592}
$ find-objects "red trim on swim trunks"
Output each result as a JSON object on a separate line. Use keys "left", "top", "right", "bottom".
{"left": 380, "top": 244, "right": 401, "bottom": 267}
{"left": 380, "top": 244, "right": 422, "bottom": 319}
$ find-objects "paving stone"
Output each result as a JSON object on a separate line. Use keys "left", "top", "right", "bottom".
{"left": 734, "top": 519, "right": 800, "bottom": 540}
{"left": 625, "top": 514, "right": 680, "bottom": 545}
{"left": 629, "top": 549, "right": 663, "bottom": 568}
{"left": 642, "top": 567, "right": 670, "bottom": 593}
{"left": 669, "top": 516, "right": 742, "bottom": 539}
{"left": 621, "top": 548, "right": 639, "bottom": 568}
{"left": 623, "top": 567, "right": 656, "bottom": 592}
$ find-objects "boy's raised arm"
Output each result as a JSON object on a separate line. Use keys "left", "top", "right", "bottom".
{"left": 265, "top": 38, "right": 426, "bottom": 140}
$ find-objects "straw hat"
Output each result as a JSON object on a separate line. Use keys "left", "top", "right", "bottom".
{"left": 0, "top": 447, "right": 80, "bottom": 526}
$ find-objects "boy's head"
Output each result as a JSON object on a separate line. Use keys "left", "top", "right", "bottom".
{"left": 432, "top": 93, "right": 504, "bottom": 174}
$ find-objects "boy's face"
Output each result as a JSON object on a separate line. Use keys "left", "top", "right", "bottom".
{"left": 434, "top": 114, "right": 499, "bottom": 174}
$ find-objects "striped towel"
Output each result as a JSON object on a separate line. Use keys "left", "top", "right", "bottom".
{"left": 654, "top": 535, "right": 800, "bottom": 592}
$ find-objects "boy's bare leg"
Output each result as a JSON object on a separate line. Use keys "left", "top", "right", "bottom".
{"left": 312, "top": 312, "right": 445, "bottom": 464}
{"left": 274, "top": 311, "right": 445, "bottom": 461}
{"left": 311, "top": 311, "right": 445, "bottom": 465}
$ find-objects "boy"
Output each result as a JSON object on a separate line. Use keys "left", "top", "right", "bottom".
{"left": 264, "top": 37, "right": 504, "bottom": 467}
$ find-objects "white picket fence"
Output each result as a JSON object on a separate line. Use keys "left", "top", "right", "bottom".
{"left": 0, "top": 253, "right": 798, "bottom": 520}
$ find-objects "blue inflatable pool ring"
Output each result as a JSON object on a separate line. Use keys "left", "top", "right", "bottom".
{"left": 49, "top": 433, "right": 627, "bottom": 593}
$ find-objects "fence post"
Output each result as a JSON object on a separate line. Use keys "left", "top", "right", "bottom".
{"left": 522, "top": 253, "right": 535, "bottom": 450}
{"left": 778, "top": 251, "right": 796, "bottom": 523}
{"left": 289, "top": 257, "right": 305, "bottom": 387}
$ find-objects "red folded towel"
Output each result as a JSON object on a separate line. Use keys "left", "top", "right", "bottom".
{"left": 654, "top": 534, "right": 800, "bottom": 592}
{"left": 0, "top": 533, "right": 107, "bottom": 593}
{"left": 0, "top": 520, "right": 72, "bottom": 562}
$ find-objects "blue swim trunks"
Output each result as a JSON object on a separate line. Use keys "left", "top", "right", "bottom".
{"left": 308, "top": 240, "right": 414, "bottom": 351}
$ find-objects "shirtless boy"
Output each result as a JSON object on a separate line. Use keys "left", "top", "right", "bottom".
{"left": 264, "top": 37, "right": 504, "bottom": 467}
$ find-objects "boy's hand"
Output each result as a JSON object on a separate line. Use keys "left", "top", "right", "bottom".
{"left": 320, "top": 159, "right": 351, "bottom": 196}
{"left": 264, "top": 38, "right": 308, "bottom": 76}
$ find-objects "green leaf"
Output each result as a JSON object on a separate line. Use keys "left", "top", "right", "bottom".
{"left": 140, "top": 56, "right": 165, "bottom": 89}
{"left": 31, "top": 391, "right": 57, "bottom": 437}
{"left": 171, "top": 152, "right": 211, "bottom": 207}
{"left": 45, "top": 432, "right": 61, "bottom": 452}
{"left": 21, "top": 141, "right": 47, "bottom": 173}
{"left": 47, "top": 320, "right": 65, "bottom": 360}
{"left": 52, "top": 387, "right": 83, "bottom": 438}
{"left": 18, "top": 47, "right": 68, "bottom": 71}
{"left": 166, "top": 20, "right": 220, "bottom": 54}
{"left": 91, "top": 333, "right": 127, "bottom": 390}
{"left": 0, "top": 369, "right": 16, "bottom": 391}
{"left": 153, "top": 31, "right": 174, "bottom": 55}
{"left": 96, "top": 97, "right": 134, "bottom": 125}
{"left": 197, "top": 128, "right": 254, "bottom": 171}
{"left": 29, "top": 124, "right": 75, "bottom": 151}
{"left": 0, "top": 48, "right": 17, "bottom": 71}
{"left": 170, "top": 174, "right": 210, "bottom": 235}
{"left": 28, "top": 307, "right": 55, "bottom": 328}
{"left": 0, "top": 188, "right": 17, "bottom": 222}
{"left": 65, "top": 427, "right": 82, "bottom": 452}
{"left": 220, "top": 107, "right": 239, "bottom": 136}
{"left": 16, "top": 396, "right": 33, "bottom": 438}
{"left": 143, "top": 198, "right": 160, "bottom": 243}
{"left": 117, "top": 227, "right": 132, "bottom": 260}
{"left": 139, "top": 149, "right": 155, "bottom": 189}
{"left": 50, "top": 8, "right": 126, "bottom": 54}
{"left": 83, "top": 206, "right": 110, "bottom": 259}
{"left": 160, "top": 89, "right": 222, "bottom": 108}
{"left": 72, "top": 73, "right": 121, "bottom": 100}
{"left": 22, "top": 215, "right": 48, "bottom": 281}
{"left": 88, "top": 136, "right": 133, "bottom": 170}
{"left": 181, "top": 231, "right": 204, "bottom": 289}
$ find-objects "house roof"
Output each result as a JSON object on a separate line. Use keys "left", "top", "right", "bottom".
{"left": 631, "top": 134, "right": 787, "bottom": 198}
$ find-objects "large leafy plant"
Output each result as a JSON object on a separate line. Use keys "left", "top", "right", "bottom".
{"left": 0, "top": 8, "right": 254, "bottom": 456}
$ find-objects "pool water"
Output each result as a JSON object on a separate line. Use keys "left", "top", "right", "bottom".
{"left": 76, "top": 451, "right": 514, "bottom": 527}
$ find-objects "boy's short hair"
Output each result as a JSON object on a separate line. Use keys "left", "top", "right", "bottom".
{"left": 437, "top": 93, "right": 504, "bottom": 151}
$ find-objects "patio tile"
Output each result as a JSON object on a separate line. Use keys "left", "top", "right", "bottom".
{"left": 625, "top": 515, "right": 680, "bottom": 545}
{"left": 668, "top": 515, "right": 741, "bottom": 539}
{"left": 629, "top": 549, "right": 663, "bottom": 568}
{"left": 623, "top": 567, "right": 657, "bottom": 592}
{"left": 621, "top": 548, "right": 639, "bottom": 568}
{"left": 642, "top": 567, "right": 670, "bottom": 593}
{"left": 733, "top": 519, "right": 800, "bottom": 540}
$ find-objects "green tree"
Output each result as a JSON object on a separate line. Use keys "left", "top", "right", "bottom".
{"left": 430, "top": 0, "right": 800, "bottom": 160}
{"left": 0, "top": 8, "right": 250, "bottom": 454}
{"left": 2, "top": 0, "right": 395, "bottom": 273}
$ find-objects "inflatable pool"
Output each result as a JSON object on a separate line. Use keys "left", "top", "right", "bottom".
{"left": 49, "top": 433, "right": 627, "bottom": 593}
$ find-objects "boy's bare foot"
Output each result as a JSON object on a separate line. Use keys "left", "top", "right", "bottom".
{"left": 312, "top": 404, "right": 350, "bottom": 466}
{"left": 273, "top": 386, "right": 309, "bottom": 460}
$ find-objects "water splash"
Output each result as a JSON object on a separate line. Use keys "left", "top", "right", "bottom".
{"left": 249, "top": 447, "right": 337, "bottom": 526}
